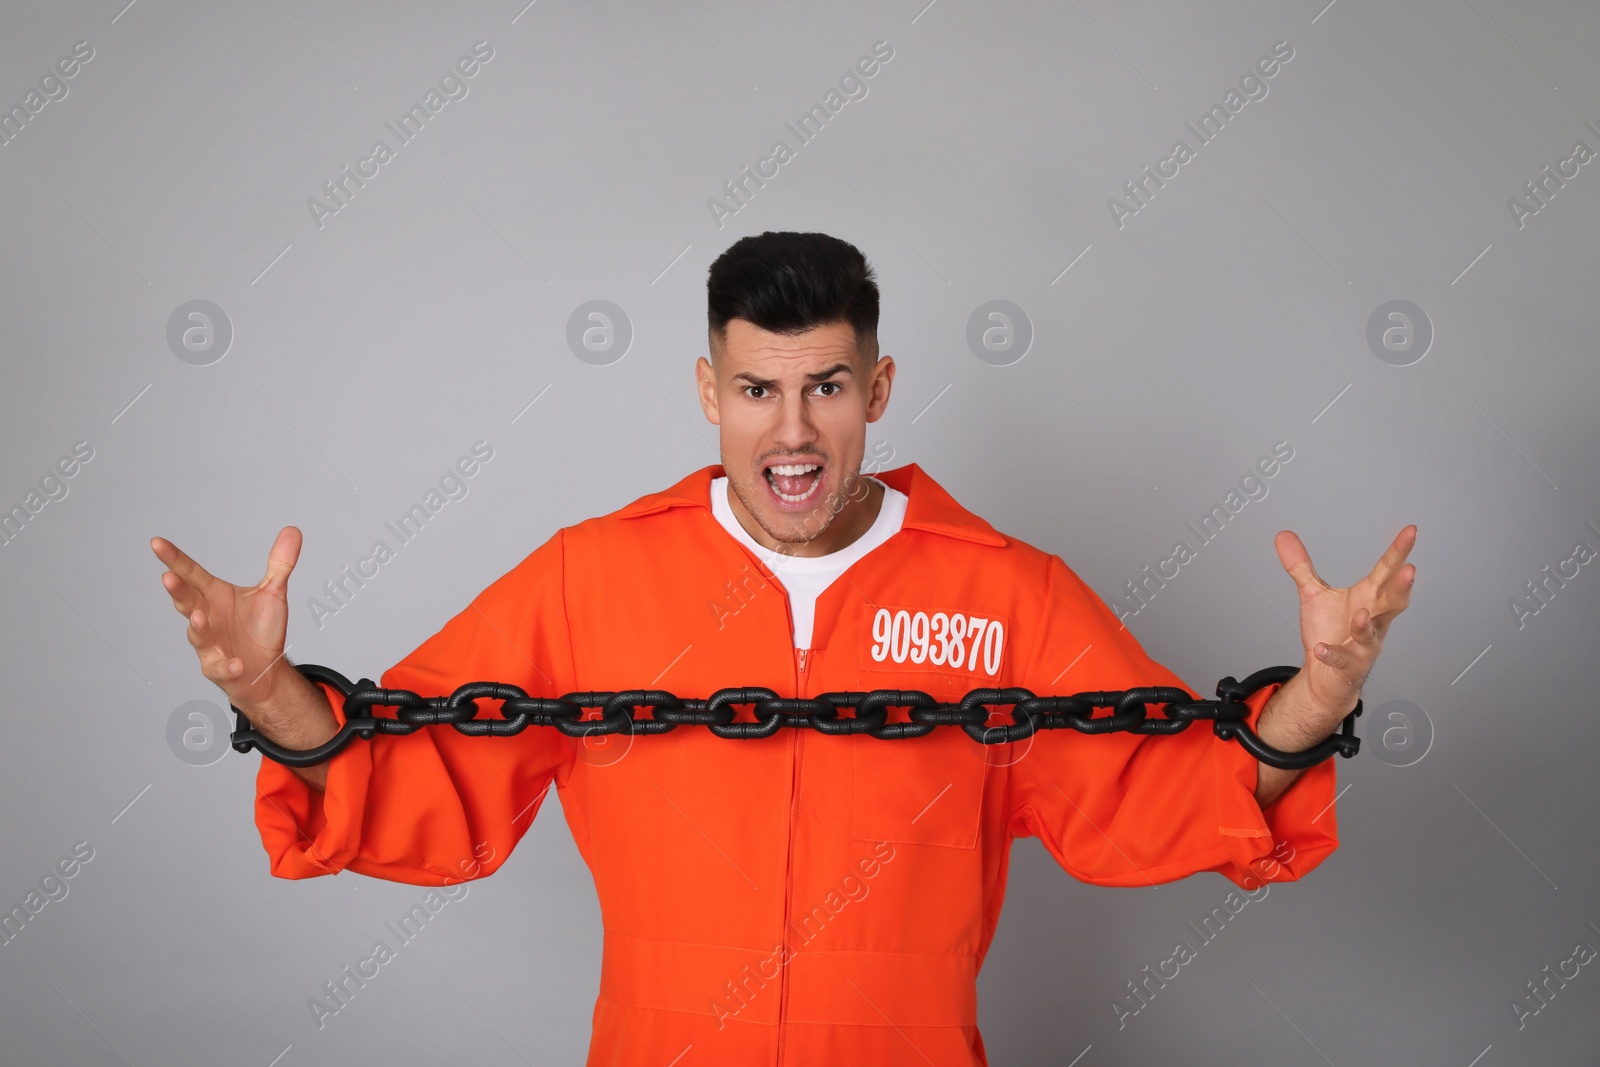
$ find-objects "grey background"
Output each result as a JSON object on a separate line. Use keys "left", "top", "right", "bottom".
{"left": 1, "top": 0, "right": 1596, "bottom": 1063}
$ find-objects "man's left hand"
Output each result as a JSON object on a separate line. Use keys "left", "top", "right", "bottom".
{"left": 1248, "top": 524, "right": 1417, "bottom": 809}
{"left": 1274, "top": 523, "right": 1418, "bottom": 735}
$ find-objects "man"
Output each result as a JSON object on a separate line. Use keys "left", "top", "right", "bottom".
{"left": 151, "top": 231, "right": 1415, "bottom": 1064}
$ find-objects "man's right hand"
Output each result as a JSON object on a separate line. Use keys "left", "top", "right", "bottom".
{"left": 151, "top": 526, "right": 338, "bottom": 789}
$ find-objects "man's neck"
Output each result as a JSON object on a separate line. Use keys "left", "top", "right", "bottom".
{"left": 725, "top": 473, "right": 885, "bottom": 557}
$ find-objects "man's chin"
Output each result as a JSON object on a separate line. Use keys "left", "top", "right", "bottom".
{"left": 728, "top": 467, "right": 836, "bottom": 547}
{"left": 753, "top": 511, "right": 826, "bottom": 550}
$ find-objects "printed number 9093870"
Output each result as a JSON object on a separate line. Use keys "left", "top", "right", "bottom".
{"left": 869, "top": 608, "right": 1004, "bottom": 675}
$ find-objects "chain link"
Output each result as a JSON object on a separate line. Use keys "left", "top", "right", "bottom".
{"left": 232, "top": 663, "right": 1362, "bottom": 772}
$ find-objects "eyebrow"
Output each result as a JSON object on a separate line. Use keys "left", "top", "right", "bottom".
{"left": 731, "top": 362, "right": 855, "bottom": 390}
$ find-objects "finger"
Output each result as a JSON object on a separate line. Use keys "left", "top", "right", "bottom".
{"left": 201, "top": 652, "right": 245, "bottom": 688}
{"left": 1366, "top": 524, "right": 1418, "bottom": 589}
{"left": 185, "top": 605, "right": 215, "bottom": 651}
{"left": 1366, "top": 563, "right": 1417, "bottom": 626}
{"left": 162, "top": 570, "right": 203, "bottom": 617}
{"left": 1363, "top": 604, "right": 1388, "bottom": 646}
{"left": 1383, "top": 562, "right": 1416, "bottom": 604}
{"left": 1351, "top": 605, "right": 1381, "bottom": 646}
{"left": 187, "top": 608, "right": 238, "bottom": 676}
{"left": 1274, "top": 530, "right": 1332, "bottom": 595}
{"left": 194, "top": 634, "right": 244, "bottom": 686}
{"left": 1312, "top": 640, "right": 1365, "bottom": 690}
{"left": 150, "top": 536, "right": 217, "bottom": 595}
{"left": 259, "top": 526, "right": 303, "bottom": 595}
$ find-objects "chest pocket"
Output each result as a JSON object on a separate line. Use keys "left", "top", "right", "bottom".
{"left": 851, "top": 728, "right": 986, "bottom": 849}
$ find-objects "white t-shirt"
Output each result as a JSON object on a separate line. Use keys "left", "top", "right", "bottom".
{"left": 710, "top": 475, "right": 908, "bottom": 649}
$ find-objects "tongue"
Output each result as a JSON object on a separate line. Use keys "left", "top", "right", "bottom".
{"left": 770, "top": 468, "right": 818, "bottom": 496}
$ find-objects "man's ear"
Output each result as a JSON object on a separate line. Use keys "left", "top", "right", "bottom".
{"left": 695, "top": 356, "right": 721, "bottom": 424}
{"left": 865, "top": 354, "right": 895, "bottom": 423}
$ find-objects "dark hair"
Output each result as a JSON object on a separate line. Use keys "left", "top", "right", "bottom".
{"left": 706, "top": 231, "right": 879, "bottom": 363}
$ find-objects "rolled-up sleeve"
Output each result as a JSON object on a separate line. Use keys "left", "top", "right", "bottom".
{"left": 1006, "top": 554, "right": 1339, "bottom": 890}
{"left": 253, "top": 528, "right": 579, "bottom": 887}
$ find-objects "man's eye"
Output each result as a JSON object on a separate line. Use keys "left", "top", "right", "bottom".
{"left": 814, "top": 382, "right": 840, "bottom": 396}
{"left": 745, "top": 386, "right": 768, "bottom": 399}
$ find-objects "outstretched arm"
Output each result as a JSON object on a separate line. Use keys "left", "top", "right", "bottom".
{"left": 154, "top": 523, "right": 579, "bottom": 885}
{"left": 1009, "top": 553, "right": 1343, "bottom": 890}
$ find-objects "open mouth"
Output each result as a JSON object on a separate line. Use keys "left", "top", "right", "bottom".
{"left": 763, "top": 461, "right": 824, "bottom": 507}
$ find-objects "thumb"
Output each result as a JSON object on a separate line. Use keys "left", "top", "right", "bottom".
{"left": 259, "top": 525, "right": 302, "bottom": 595}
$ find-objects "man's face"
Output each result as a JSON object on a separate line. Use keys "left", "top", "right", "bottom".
{"left": 695, "top": 318, "right": 894, "bottom": 553}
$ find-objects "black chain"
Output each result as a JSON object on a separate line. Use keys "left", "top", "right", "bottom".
{"left": 232, "top": 663, "right": 1361, "bottom": 771}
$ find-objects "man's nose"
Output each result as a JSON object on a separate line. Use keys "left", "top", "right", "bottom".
{"left": 772, "top": 390, "right": 819, "bottom": 446}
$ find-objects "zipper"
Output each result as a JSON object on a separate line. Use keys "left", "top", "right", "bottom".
{"left": 776, "top": 641, "right": 807, "bottom": 1066}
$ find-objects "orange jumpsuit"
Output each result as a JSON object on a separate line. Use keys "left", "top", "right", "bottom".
{"left": 255, "top": 461, "right": 1339, "bottom": 1065}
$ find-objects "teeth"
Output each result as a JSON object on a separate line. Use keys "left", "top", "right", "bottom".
{"left": 764, "top": 462, "right": 822, "bottom": 503}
